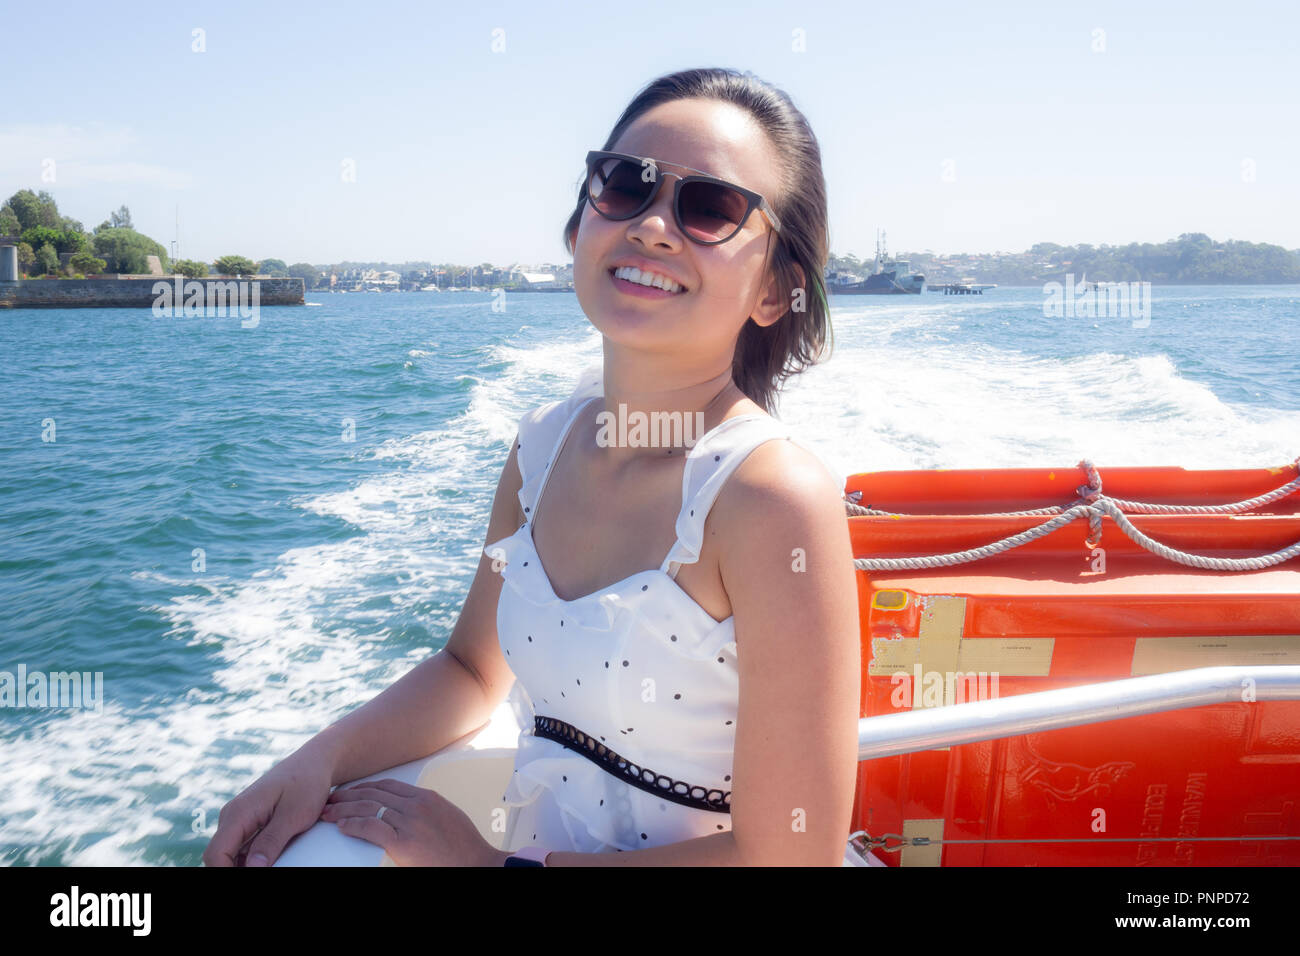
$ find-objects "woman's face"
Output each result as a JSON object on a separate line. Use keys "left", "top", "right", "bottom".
{"left": 572, "top": 98, "right": 788, "bottom": 363}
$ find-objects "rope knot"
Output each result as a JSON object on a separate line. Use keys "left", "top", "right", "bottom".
{"left": 1083, "top": 504, "right": 1104, "bottom": 550}
{"left": 1075, "top": 459, "right": 1102, "bottom": 503}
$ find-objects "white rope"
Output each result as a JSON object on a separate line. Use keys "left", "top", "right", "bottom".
{"left": 846, "top": 457, "right": 1300, "bottom": 573}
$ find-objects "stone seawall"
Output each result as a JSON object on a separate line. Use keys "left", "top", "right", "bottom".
{"left": 0, "top": 277, "right": 305, "bottom": 308}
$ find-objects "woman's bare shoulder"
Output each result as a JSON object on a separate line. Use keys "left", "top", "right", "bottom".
{"left": 700, "top": 417, "right": 848, "bottom": 583}
{"left": 707, "top": 425, "right": 857, "bottom": 640}
{"left": 717, "top": 432, "right": 844, "bottom": 522}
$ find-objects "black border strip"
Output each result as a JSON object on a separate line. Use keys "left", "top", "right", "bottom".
{"left": 533, "top": 715, "right": 731, "bottom": 814}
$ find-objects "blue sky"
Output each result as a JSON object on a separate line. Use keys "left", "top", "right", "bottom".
{"left": 4, "top": 0, "right": 1296, "bottom": 265}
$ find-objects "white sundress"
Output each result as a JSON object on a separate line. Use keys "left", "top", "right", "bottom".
{"left": 484, "top": 367, "right": 857, "bottom": 861}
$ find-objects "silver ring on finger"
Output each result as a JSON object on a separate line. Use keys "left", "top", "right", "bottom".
{"left": 376, "top": 804, "right": 389, "bottom": 821}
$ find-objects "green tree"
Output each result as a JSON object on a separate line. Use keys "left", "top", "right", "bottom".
{"left": 69, "top": 251, "right": 107, "bottom": 275}
{"left": 6, "top": 189, "right": 64, "bottom": 231}
{"left": 93, "top": 227, "right": 170, "bottom": 274}
{"left": 257, "top": 258, "right": 289, "bottom": 276}
{"left": 288, "top": 262, "right": 320, "bottom": 288}
{"left": 7, "top": 190, "right": 43, "bottom": 231}
{"left": 21, "top": 226, "right": 62, "bottom": 252}
{"left": 213, "top": 255, "right": 257, "bottom": 276}
{"left": 22, "top": 226, "right": 86, "bottom": 255}
{"left": 0, "top": 204, "right": 19, "bottom": 236}
{"left": 35, "top": 242, "right": 59, "bottom": 275}
{"left": 173, "top": 259, "right": 209, "bottom": 278}
{"left": 61, "top": 229, "right": 88, "bottom": 254}
{"left": 109, "top": 205, "right": 133, "bottom": 229}
{"left": 34, "top": 191, "right": 61, "bottom": 228}
{"left": 16, "top": 242, "right": 35, "bottom": 274}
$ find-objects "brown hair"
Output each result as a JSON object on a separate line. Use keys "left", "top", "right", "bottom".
{"left": 562, "top": 67, "right": 832, "bottom": 416}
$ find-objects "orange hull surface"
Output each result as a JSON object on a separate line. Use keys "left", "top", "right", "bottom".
{"left": 846, "top": 461, "right": 1300, "bottom": 866}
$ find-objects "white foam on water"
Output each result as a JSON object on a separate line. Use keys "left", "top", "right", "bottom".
{"left": 0, "top": 553, "right": 432, "bottom": 864}
{"left": 781, "top": 307, "right": 1299, "bottom": 474}
{"left": 448, "top": 311, "right": 1295, "bottom": 481}
{"left": 0, "top": 362, "right": 554, "bottom": 864}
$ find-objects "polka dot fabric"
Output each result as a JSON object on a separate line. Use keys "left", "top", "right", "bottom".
{"left": 487, "top": 366, "right": 843, "bottom": 854}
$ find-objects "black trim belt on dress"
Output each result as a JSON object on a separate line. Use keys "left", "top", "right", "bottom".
{"left": 533, "top": 715, "right": 732, "bottom": 814}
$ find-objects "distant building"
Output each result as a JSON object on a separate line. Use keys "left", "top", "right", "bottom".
{"left": 519, "top": 271, "right": 558, "bottom": 288}
{"left": 361, "top": 269, "right": 400, "bottom": 288}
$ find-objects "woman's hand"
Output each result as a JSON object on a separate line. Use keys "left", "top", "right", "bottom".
{"left": 202, "top": 745, "right": 336, "bottom": 867}
{"left": 318, "top": 778, "right": 508, "bottom": 866}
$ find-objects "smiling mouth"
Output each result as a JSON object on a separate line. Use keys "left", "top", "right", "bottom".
{"left": 608, "top": 267, "right": 688, "bottom": 294}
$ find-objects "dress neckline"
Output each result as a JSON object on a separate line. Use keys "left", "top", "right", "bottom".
{"left": 524, "top": 394, "right": 769, "bottom": 614}
{"left": 513, "top": 526, "right": 729, "bottom": 626}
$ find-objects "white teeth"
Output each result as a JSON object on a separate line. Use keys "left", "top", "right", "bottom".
{"left": 613, "top": 266, "right": 683, "bottom": 293}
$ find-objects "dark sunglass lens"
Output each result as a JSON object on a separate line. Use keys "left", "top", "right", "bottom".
{"left": 679, "top": 180, "right": 751, "bottom": 242}
{"left": 588, "top": 158, "right": 652, "bottom": 218}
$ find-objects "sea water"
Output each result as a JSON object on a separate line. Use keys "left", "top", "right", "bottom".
{"left": 0, "top": 285, "right": 1296, "bottom": 864}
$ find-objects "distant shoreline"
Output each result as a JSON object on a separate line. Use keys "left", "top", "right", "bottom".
{"left": 0, "top": 276, "right": 305, "bottom": 309}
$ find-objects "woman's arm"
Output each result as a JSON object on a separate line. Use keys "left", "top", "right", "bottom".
{"left": 540, "top": 439, "right": 861, "bottom": 866}
{"left": 306, "top": 437, "right": 526, "bottom": 784}
{"left": 204, "top": 437, "right": 525, "bottom": 866}
{"left": 303, "top": 650, "right": 499, "bottom": 788}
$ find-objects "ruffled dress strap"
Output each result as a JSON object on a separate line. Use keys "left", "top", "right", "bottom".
{"left": 513, "top": 364, "right": 604, "bottom": 523}
{"left": 659, "top": 415, "right": 847, "bottom": 580}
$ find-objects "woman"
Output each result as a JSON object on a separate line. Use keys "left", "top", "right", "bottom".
{"left": 204, "top": 67, "right": 860, "bottom": 867}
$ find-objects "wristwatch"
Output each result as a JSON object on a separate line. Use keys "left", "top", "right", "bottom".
{"left": 503, "top": 845, "right": 549, "bottom": 867}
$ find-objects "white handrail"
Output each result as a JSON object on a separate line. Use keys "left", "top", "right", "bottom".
{"left": 858, "top": 665, "right": 1300, "bottom": 759}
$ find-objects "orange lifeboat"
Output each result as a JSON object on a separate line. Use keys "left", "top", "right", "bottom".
{"left": 844, "top": 458, "right": 1300, "bottom": 866}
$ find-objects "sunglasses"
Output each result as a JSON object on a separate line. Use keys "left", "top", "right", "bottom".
{"left": 583, "top": 149, "right": 781, "bottom": 246}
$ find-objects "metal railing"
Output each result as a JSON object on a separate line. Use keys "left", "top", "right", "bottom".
{"left": 857, "top": 665, "right": 1300, "bottom": 760}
